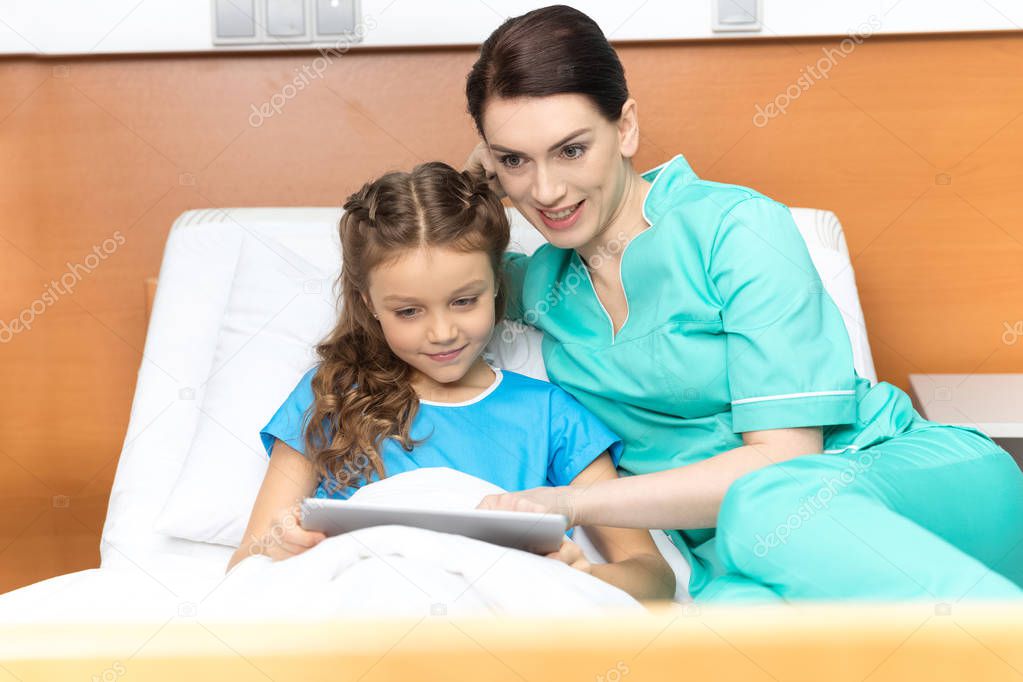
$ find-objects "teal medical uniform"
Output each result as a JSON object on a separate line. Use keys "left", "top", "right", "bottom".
{"left": 504, "top": 154, "right": 1023, "bottom": 601}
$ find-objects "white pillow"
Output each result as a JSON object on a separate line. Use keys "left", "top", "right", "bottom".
{"left": 789, "top": 208, "right": 877, "bottom": 385}
{"left": 484, "top": 208, "right": 548, "bottom": 379}
{"left": 154, "top": 230, "right": 339, "bottom": 545}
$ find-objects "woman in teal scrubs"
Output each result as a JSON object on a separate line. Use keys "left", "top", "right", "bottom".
{"left": 465, "top": 5, "right": 1023, "bottom": 601}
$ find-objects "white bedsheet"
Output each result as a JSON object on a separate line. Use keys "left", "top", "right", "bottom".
{"left": 0, "top": 527, "right": 640, "bottom": 623}
{"left": 0, "top": 469, "right": 649, "bottom": 621}
{"left": 0, "top": 554, "right": 226, "bottom": 623}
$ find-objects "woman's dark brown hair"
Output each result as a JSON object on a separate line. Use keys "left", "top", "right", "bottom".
{"left": 304, "top": 162, "right": 510, "bottom": 495}
{"left": 465, "top": 4, "right": 629, "bottom": 137}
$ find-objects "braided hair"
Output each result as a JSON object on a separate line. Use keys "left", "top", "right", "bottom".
{"left": 304, "top": 162, "right": 510, "bottom": 495}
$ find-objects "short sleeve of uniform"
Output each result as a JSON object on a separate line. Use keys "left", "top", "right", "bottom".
{"left": 709, "top": 197, "right": 857, "bottom": 433}
{"left": 501, "top": 251, "right": 530, "bottom": 322}
{"left": 259, "top": 367, "right": 316, "bottom": 458}
{"left": 546, "top": 386, "right": 624, "bottom": 486}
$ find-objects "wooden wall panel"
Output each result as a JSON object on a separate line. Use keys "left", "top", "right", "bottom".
{"left": 0, "top": 32, "right": 1021, "bottom": 592}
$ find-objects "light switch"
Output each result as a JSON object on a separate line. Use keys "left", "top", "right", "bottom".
{"left": 267, "top": 0, "right": 308, "bottom": 39}
{"left": 316, "top": 0, "right": 358, "bottom": 37}
{"left": 214, "top": 0, "right": 256, "bottom": 39}
{"left": 213, "top": 0, "right": 361, "bottom": 47}
{"left": 713, "top": 0, "right": 762, "bottom": 32}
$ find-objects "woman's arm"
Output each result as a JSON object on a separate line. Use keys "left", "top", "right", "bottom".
{"left": 483, "top": 452, "right": 676, "bottom": 601}
{"left": 479, "top": 426, "right": 823, "bottom": 531}
{"left": 574, "top": 426, "right": 823, "bottom": 529}
{"left": 226, "top": 440, "right": 326, "bottom": 573}
{"left": 570, "top": 453, "right": 676, "bottom": 601}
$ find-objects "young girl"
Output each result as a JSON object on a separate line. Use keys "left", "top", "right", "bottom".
{"left": 227, "top": 162, "right": 674, "bottom": 602}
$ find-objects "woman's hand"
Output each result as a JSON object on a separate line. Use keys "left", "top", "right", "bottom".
{"left": 546, "top": 538, "right": 591, "bottom": 574}
{"left": 476, "top": 485, "right": 579, "bottom": 526}
{"left": 245, "top": 505, "right": 326, "bottom": 563}
{"left": 462, "top": 141, "right": 506, "bottom": 199}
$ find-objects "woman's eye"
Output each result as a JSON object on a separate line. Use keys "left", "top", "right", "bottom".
{"left": 498, "top": 154, "right": 523, "bottom": 169}
{"left": 453, "top": 296, "right": 479, "bottom": 307}
{"left": 562, "top": 144, "right": 586, "bottom": 160}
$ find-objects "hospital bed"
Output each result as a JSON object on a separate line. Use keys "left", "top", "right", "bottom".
{"left": 7, "top": 206, "right": 1014, "bottom": 680}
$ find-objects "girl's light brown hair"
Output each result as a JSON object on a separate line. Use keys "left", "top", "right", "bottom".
{"left": 304, "top": 161, "right": 510, "bottom": 495}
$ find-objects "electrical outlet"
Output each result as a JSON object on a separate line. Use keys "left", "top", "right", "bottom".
{"left": 315, "top": 0, "right": 358, "bottom": 37}
{"left": 267, "top": 0, "right": 311, "bottom": 42}
{"left": 212, "top": 0, "right": 259, "bottom": 44}
{"left": 713, "top": 0, "right": 762, "bottom": 33}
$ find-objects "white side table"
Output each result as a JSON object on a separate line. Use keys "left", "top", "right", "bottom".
{"left": 908, "top": 373, "right": 1023, "bottom": 468}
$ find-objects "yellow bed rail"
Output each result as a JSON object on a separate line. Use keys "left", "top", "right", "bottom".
{"left": 2, "top": 602, "right": 1021, "bottom": 681}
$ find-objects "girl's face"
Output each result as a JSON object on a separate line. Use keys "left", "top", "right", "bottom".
{"left": 364, "top": 246, "right": 497, "bottom": 389}
{"left": 481, "top": 93, "right": 639, "bottom": 251}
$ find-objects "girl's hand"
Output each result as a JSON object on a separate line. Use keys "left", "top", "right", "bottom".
{"left": 462, "top": 141, "right": 506, "bottom": 199}
{"left": 546, "top": 538, "right": 591, "bottom": 574}
{"left": 246, "top": 505, "right": 326, "bottom": 563}
{"left": 476, "top": 485, "right": 579, "bottom": 526}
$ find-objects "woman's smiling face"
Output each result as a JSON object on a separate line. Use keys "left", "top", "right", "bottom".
{"left": 481, "top": 93, "right": 639, "bottom": 251}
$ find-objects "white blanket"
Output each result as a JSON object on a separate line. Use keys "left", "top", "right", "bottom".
{"left": 202, "top": 468, "right": 642, "bottom": 618}
{"left": 204, "top": 525, "right": 640, "bottom": 619}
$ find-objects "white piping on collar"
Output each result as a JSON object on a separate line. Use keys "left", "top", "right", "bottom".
{"left": 640, "top": 153, "right": 685, "bottom": 226}
{"left": 419, "top": 366, "right": 504, "bottom": 407}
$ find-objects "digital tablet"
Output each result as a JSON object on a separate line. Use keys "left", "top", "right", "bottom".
{"left": 300, "top": 498, "right": 568, "bottom": 555}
